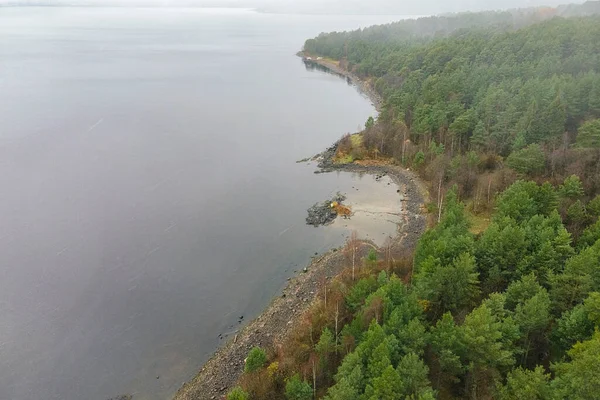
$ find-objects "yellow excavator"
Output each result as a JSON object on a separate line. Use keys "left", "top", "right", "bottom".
{"left": 330, "top": 201, "right": 352, "bottom": 218}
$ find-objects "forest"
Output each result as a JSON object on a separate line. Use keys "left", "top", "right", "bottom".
{"left": 305, "top": 6, "right": 600, "bottom": 207}
{"left": 224, "top": 4, "right": 600, "bottom": 400}
{"left": 227, "top": 180, "right": 600, "bottom": 399}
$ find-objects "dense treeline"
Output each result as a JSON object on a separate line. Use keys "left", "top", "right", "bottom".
{"left": 258, "top": 0, "right": 596, "bottom": 16}
{"left": 228, "top": 180, "right": 600, "bottom": 399}
{"left": 305, "top": 10, "right": 600, "bottom": 205}
{"left": 304, "top": 8, "right": 557, "bottom": 61}
{"left": 304, "top": 2, "right": 600, "bottom": 68}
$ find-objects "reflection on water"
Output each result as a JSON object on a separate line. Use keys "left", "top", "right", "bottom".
{"left": 302, "top": 59, "right": 377, "bottom": 109}
{"left": 303, "top": 60, "right": 353, "bottom": 85}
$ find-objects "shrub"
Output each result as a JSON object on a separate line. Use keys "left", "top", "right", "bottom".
{"left": 350, "top": 146, "right": 365, "bottom": 161}
{"left": 367, "top": 248, "right": 378, "bottom": 263}
{"left": 285, "top": 374, "right": 313, "bottom": 400}
{"left": 414, "top": 151, "right": 425, "bottom": 167}
{"left": 365, "top": 116, "right": 375, "bottom": 130}
{"left": 560, "top": 175, "right": 585, "bottom": 199}
{"left": 227, "top": 387, "right": 249, "bottom": 400}
{"left": 506, "top": 144, "right": 546, "bottom": 175}
{"left": 245, "top": 347, "right": 267, "bottom": 373}
{"left": 337, "top": 133, "right": 352, "bottom": 155}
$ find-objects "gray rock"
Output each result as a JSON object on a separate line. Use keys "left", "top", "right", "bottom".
{"left": 306, "top": 192, "right": 346, "bottom": 227}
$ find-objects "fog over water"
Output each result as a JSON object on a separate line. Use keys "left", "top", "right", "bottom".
{"left": 0, "top": 0, "right": 587, "bottom": 15}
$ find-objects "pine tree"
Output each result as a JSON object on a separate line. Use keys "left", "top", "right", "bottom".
{"left": 415, "top": 252, "right": 480, "bottom": 317}
{"left": 550, "top": 241, "right": 600, "bottom": 314}
{"left": 461, "top": 304, "right": 516, "bottom": 397}
{"left": 396, "top": 353, "right": 434, "bottom": 398}
{"left": 588, "top": 80, "right": 600, "bottom": 117}
{"left": 553, "top": 304, "right": 595, "bottom": 353}
{"left": 367, "top": 365, "right": 403, "bottom": 400}
{"left": 285, "top": 375, "right": 313, "bottom": 400}
{"left": 430, "top": 313, "right": 467, "bottom": 383}
{"left": 552, "top": 331, "right": 600, "bottom": 399}
{"left": 576, "top": 119, "right": 600, "bottom": 148}
{"left": 498, "top": 367, "right": 551, "bottom": 400}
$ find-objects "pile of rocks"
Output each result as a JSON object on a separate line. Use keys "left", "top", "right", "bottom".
{"left": 306, "top": 192, "right": 346, "bottom": 227}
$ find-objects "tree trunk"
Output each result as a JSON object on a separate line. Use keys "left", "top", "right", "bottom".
{"left": 438, "top": 193, "right": 444, "bottom": 224}
{"left": 522, "top": 337, "right": 531, "bottom": 366}
{"left": 402, "top": 128, "right": 407, "bottom": 164}
{"left": 312, "top": 359, "right": 317, "bottom": 399}
{"left": 334, "top": 301, "right": 339, "bottom": 350}
{"left": 437, "top": 178, "right": 444, "bottom": 223}
{"left": 352, "top": 246, "right": 356, "bottom": 281}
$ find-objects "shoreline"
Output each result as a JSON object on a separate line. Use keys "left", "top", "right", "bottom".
{"left": 172, "top": 55, "right": 427, "bottom": 400}
{"left": 173, "top": 164, "right": 426, "bottom": 400}
{"left": 298, "top": 52, "right": 383, "bottom": 112}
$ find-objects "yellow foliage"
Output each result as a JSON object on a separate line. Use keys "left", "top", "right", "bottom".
{"left": 267, "top": 362, "right": 279, "bottom": 377}
{"left": 330, "top": 201, "right": 352, "bottom": 217}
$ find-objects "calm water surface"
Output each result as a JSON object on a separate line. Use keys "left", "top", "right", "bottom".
{"left": 0, "top": 8, "right": 406, "bottom": 400}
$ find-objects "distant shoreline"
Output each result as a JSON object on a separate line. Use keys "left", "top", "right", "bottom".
{"left": 0, "top": 5, "right": 422, "bottom": 19}
{"left": 298, "top": 51, "right": 383, "bottom": 112}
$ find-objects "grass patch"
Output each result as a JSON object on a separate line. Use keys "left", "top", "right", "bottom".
{"left": 467, "top": 211, "right": 491, "bottom": 235}
{"left": 321, "top": 56, "right": 340, "bottom": 65}
{"left": 334, "top": 154, "right": 354, "bottom": 164}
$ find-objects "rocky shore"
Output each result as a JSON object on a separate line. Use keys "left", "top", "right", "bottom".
{"left": 305, "top": 192, "right": 346, "bottom": 227}
{"left": 173, "top": 158, "right": 427, "bottom": 400}
{"left": 172, "top": 54, "right": 428, "bottom": 400}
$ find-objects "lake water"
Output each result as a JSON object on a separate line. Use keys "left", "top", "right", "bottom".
{"left": 0, "top": 8, "right": 406, "bottom": 400}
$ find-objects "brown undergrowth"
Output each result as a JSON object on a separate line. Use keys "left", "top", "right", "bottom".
{"left": 233, "top": 252, "right": 415, "bottom": 399}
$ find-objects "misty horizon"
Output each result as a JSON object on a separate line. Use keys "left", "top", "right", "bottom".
{"left": 0, "top": 0, "right": 590, "bottom": 16}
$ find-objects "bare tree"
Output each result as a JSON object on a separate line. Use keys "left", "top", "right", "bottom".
{"left": 334, "top": 301, "right": 340, "bottom": 351}
{"left": 437, "top": 176, "right": 444, "bottom": 223}
{"left": 438, "top": 193, "right": 444, "bottom": 224}
{"left": 344, "top": 230, "right": 359, "bottom": 280}
{"left": 310, "top": 355, "right": 318, "bottom": 399}
{"left": 308, "top": 317, "right": 315, "bottom": 347}
{"left": 320, "top": 275, "right": 327, "bottom": 309}
{"left": 337, "top": 133, "right": 352, "bottom": 155}
{"left": 384, "top": 236, "right": 394, "bottom": 273}
{"left": 398, "top": 120, "right": 408, "bottom": 164}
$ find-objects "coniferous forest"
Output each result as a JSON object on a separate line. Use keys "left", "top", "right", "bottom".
{"left": 227, "top": 3, "right": 600, "bottom": 399}
{"left": 305, "top": 4, "right": 600, "bottom": 203}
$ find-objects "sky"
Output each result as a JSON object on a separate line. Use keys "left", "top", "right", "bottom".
{"left": 0, "top": 0, "right": 588, "bottom": 15}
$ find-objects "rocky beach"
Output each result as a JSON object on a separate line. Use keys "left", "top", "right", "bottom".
{"left": 173, "top": 154, "right": 427, "bottom": 400}
{"left": 172, "top": 53, "right": 428, "bottom": 400}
